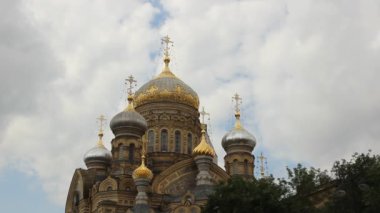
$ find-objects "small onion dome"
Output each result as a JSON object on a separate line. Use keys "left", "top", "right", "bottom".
{"left": 84, "top": 131, "right": 112, "bottom": 168}
{"left": 222, "top": 113, "right": 256, "bottom": 150}
{"left": 132, "top": 156, "right": 153, "bottom": 181}
{"left": 110, "top": 96, "right": 147, "bottom": 138}
{"left": 193, "top": 129, "right": 215, "bottom": 157}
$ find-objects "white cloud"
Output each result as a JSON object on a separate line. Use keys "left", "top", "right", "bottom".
{"left": 0, "top": 0, "right": 161, "bottom": 205}
{"left": 1, "top": 0, "right": 380, "bottom": 208}
{"left": 160, "top": 0, "right": 380, "bottom": 170}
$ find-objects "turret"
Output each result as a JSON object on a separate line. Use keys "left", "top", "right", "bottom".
{"left": 222, "top": 93, "right": 256, "bottom": 178}
{"left": 109, "top": 76, "right": 148, "bottom": 176}
{"left": 83, "top": 115, "right": 112, "bottom": 171}
{"left": 132, "top": 139, "right": 153, "bottom": 213}
{"left": 193, "top": 125, "right": 215, "bottom": 186}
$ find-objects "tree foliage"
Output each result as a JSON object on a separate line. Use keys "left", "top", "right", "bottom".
{"left": 203, "top": 176, "right": 287, "bottom": 213}
{"left": 281, "top": 164, "right": 331, "bottom": 213}
{"left": 285, "top": 164, "right": 331, "bottom": 196}
{"left": 203, "top": 151, "right": 380, "bottom": 213}
{"left": 323, "top": 151, "right": 380, "bottom": 213}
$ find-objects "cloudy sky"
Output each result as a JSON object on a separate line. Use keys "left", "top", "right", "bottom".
{"left": 1, "top": 0, "right": 380, "bottom": 212}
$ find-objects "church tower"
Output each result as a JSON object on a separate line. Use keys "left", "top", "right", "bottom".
{"left": 109, "top": 77, "right": 148, "bottom": 177}
{"left": 132, "top": 139, "right": 154, "bottom": 213}
{"left": 222, "top": 93, "right": 256, "bottom": 178}
{"left": 133, "top": 36, "right": 202, "bottom": 174}
{"left": 83, "top": 115, "right": 112, "bottom": 173}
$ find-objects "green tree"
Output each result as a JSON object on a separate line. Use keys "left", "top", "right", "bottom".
{"left": 203, "top": 165, "right": 331, "bottom": 213}
{"left": 285, "top": 164, "right": 331, "bottom": 196}
{"left": 203, "top": 176, "right": 287, "bottom": 213}
{"left": 204, "top": 152, "right": 380, "bottom": 213}
{"left": 323, "top": 151, "right": 380, "bottom": 213}
{"left": 281, "top": 164, "right": 331, "bottom": 212}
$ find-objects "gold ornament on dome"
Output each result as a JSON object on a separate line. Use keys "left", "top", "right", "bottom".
{"left": 132, "top": 158, "right": 153, "bottom": 180}
{"left": 147, "top": 85, "right": 158, "bottom": 94}
{"left": 134, "top": 83, "right": 199, "bottom": 109}
{"left": 176, "top": 85, "right": 182, "bottom": 93}
{"left": 132, "top": 139, "right": 153, "bottom": 180}
{"left": 96, "top": 114, "right": 107, "bottom": 147}
{"left": 232, "top": 93, "right": 243, "bottom": 129}
{"left": 193, "top": 129, "right": 215, "bottom": 157}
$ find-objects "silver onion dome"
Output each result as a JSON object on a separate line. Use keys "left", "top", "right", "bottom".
{"left": 83, "top": 145, "right": 112, "bottom": 165}
{"left": 84, "top": 131, "right": 112, "bottom": 169}
{"left": 222, "top": 128, "right": 256, "bottom": 150}
{"left": 110, "top": 96, "right": 147, "bottom": 138}
{"left": 222, "top": 113, "right": 256, "bottom": 151}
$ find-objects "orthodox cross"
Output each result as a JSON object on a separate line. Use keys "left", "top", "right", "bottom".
{"left": 141, "top": 138, "right": 146, "bottom": 157}
{"left": 96, "top": 114, "right": 106, "bottom": 132}
{"left": 125, "top": 75, "right": 137, "bottom": 97}
{"left": 258, "top": 152, "right": 268, "bottom": 178}
{"left": 200, "top": 106, "right": 210, "bottom": 124}
{"left": 232, "top": 93, "right": 242, "bottom": 114}
{"left": 161, "top": 35, "right": 173, "bottom": 57}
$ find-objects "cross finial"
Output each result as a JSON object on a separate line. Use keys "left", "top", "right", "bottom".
{"left": 142, "top": 138, "right": 146, "bottom": 157}
{"left": 258, "top": 152, "right": 268, "bottom": 178}
{"left": 200, "top": 106, "right": 210, "bottom": 124}
{"left": 232, "top": 93, "right": 242, "bottom": 115}
{"left": 96, "top": 115, "right": 107, "bottom": 132}
{"left": 125, "top": 75, "right": 137, "bottom": 97}
{"left": 161, "top": 35, "right": 173, "bottom": 58}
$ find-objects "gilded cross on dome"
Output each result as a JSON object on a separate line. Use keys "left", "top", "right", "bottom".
{"left": 161, "top": 35, "right": 173, "bottom": 58}
{"left": 125, "top": 75, "right": 137, "bottom": 96}
{"left": 96, "top": 114, "right": 106, "bottom": 133}
{"left": 232, "top": 93, "right": 242, "bottom": 115}
{"left": 200, "top": 106, "right": 210, "bottom": 124}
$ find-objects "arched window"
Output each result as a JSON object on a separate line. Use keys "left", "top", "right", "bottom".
{"left": 175, "top": 130, "right": 181, "bottom": 153}
{"left": 73, "top": 192, "right": 80, "bottom": 206}
{"left": 161, "top": 129, "right": 168, "bottom": 152}
{"left": 233, "top": 159, "right": 239, "bottom": 175}
{"left": 187, "top": 133, "right": 193, "bottom": 154}
{"left": 73, "top": 192, "right": 80, "bottom": 213}
{"left": 244, "top": 159, "right": 249, "bottom": 175}
{"left": 148, "top": 130, "right": 155, "bottom": 152}
{"left": 129, "top": 144, "right": 135, "bottom": 164}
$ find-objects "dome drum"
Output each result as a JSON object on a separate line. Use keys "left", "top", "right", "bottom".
{"left": 84, "top": 158, "right": 111, "bottom": 169}
{"left": 222, "top": 144, "right": 255, "bottom": 154}
{"left": 111, "top": 125, "right": 147, "bottom": 138}
{"left": 135, "top": 104, "right": 201, "bottom": 132}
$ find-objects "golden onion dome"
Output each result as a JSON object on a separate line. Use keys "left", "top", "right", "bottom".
{"left": 193, "top": 129, "right": 215, "bottom": 157}
{"left": 134, "top": 56, "right": 199, "bottom": 109}
{"left": 132, "top": 156, "right": 153, "bottom": 180}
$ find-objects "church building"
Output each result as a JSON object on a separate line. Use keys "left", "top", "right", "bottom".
{"left": 65, "top": 36, "right": 257, "bottom": 213}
